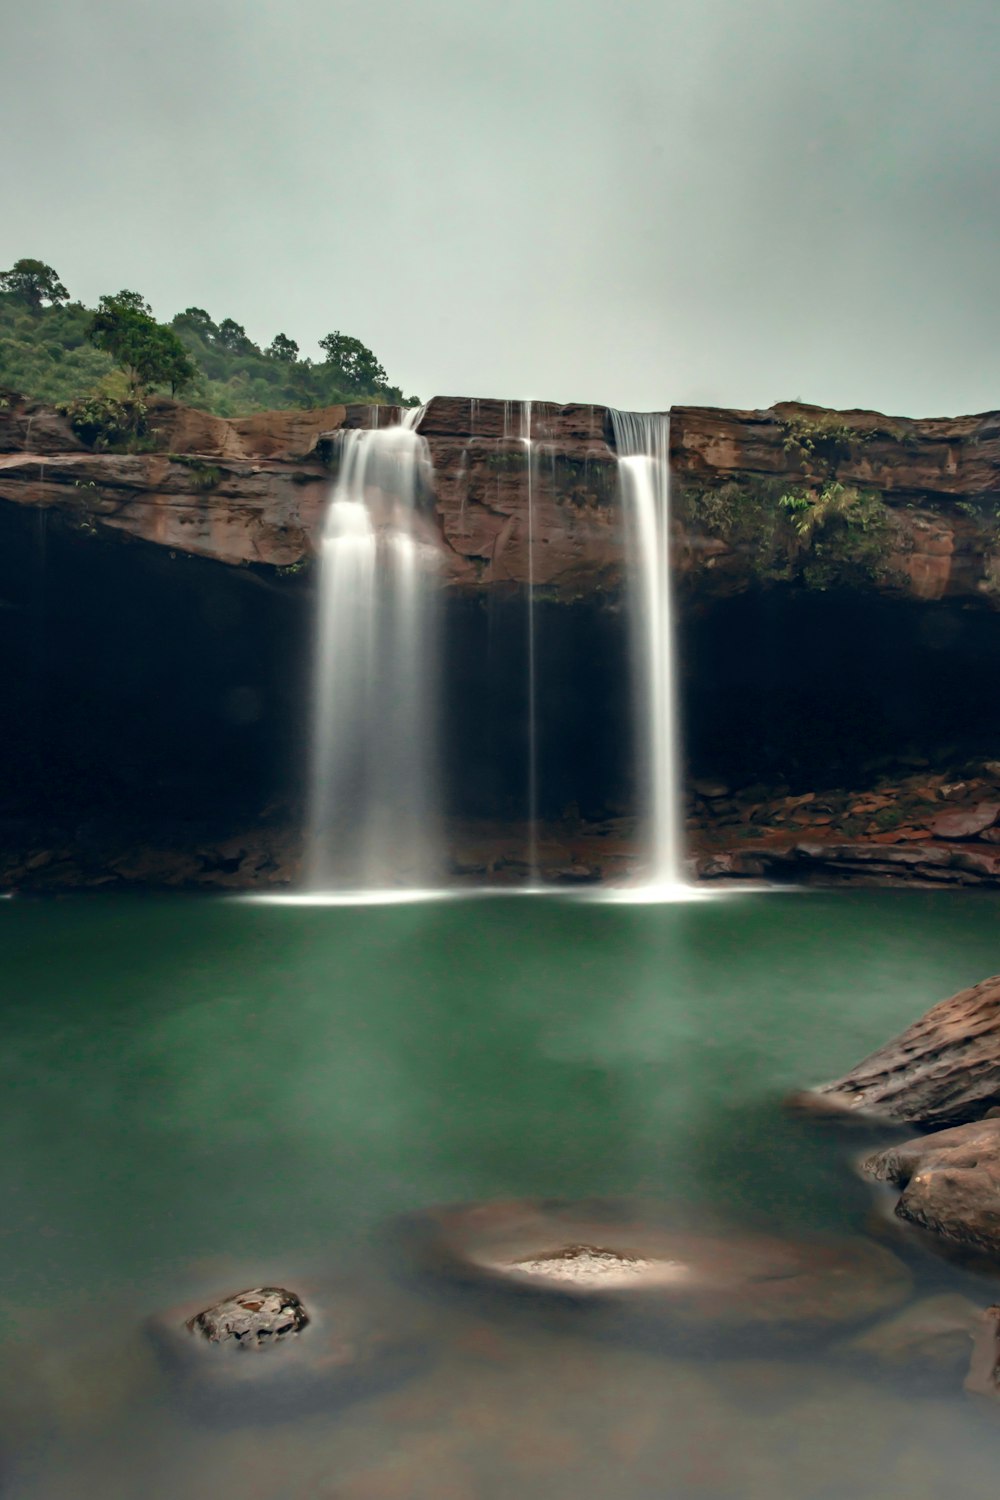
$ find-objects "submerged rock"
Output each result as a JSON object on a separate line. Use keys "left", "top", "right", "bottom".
{"left": 799, "top": 972, "right": 1000, "bottom": 1128}
{"left": 402, "top": 1198, "right": 912, "bottom": 1345}
{"left": 149, "top": 1273, "right": 431, "bottom": 1421}
{"left": 838, "top": 1294, "right": 983, "bottom": 1387}
{"left": 186, "top": 1286, "right": 309, "bottom": 1348}
{"left": 965, "top": 1305, "right": 1000, "bottom": 1402}
{"left": 862, "top": 1118, "right": 1000, "bottom": 1256}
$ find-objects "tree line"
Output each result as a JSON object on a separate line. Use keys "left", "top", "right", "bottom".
{"left": 0, "top": 258, "right": 417, "bottom": 429}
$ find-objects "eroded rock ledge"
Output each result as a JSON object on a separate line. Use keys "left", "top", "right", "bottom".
{"left": 6, "top": 389, "right": 1000, "bottom": 893}
{"left": 4, "top": 392, "right": 1000, "bottom": 605}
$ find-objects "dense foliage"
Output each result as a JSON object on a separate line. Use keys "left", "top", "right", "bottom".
{"left": 679, "top": 474, "right": 899, "bottom": 591}
{"left": 90, "top": 291, "right": 197, "bottom": 396}
{"left": 0, "top": 259, "right": 417, "bottom": 418}
{"left": 59, "top": 391, "right": 149, "bottom": 449}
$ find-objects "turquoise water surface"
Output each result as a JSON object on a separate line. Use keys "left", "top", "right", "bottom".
{"left": 2, "top": 890, "right": 1000, "bottom": 1498}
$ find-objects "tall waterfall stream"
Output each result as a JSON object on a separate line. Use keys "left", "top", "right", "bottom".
{"left": 306, "top": 401, "right": 692, "bottom": 898}
{"left": 306, "top": 408, "right": 441, "bottom": 893}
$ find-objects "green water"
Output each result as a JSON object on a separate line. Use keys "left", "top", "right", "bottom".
{"left": 2, "top": 890, "right": 1000, "bottom": 1497}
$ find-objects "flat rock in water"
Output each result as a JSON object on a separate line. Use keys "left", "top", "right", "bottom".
{"left": 862, "top": 1118, "right": 1000, "bottom": 1256}
{"left": 797, "top": 972, "right": 1000, "bottom": 1128}
{"left": 401, "top": 1199, "right": 911, "bottom": 1344}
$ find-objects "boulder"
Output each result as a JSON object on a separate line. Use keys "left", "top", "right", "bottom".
{"left": 800, "top": 972, "right": 1000, "bottom": 1127}
{"left": 148, "top": 1273, "right": 431, "bottom": 1421}
{"left": 692, "top": 779, "right": 731, "bottom": 800}
{"left": 862, "top": 1118, "right": 1000, "bottom": 1256}
{"left": 929, "top": 803, "right": 1000, "bottom": 839}
{"left": 401, "top": 1198, "right": 911, "bottom": 1347}
{"left": 186, "top": 1286, "right": 308, "bottom": 1347}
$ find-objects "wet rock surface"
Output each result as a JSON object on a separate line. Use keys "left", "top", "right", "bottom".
{"left": 690, "top": 762, "right": 1000, "bottom": 892}
{"left": 402, "top": 1198, "right": 913, "bottom": 1343}
{"left": 149, "top": 1273, "right": 432, "bottom": 1421}
{"left": 965, "top": 1304, "right": 1000, "bottom": 1402}
{"left": 862, "top": 1119, "right": 1000, "bottom": 1255}
{"left": 7, "top": 391, "right": 1000, "bottom": 607}
{"left": 838, "top": 1294, "right": 984, "bottom": 1388}
{"left": 187, "top": 1287, "right": 309, "bottom": 1347}
{"left": 9, "top": 388, "right": 1000, "bottom": 896}
{"left": 804, "top": 974, "right": 1000, "bottom": 1127}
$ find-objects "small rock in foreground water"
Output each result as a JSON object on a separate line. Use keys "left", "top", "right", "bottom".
{"left": 148, "top": 1273, "right": 432, "bottom": 1422}
{"left": 187, "top": 1287, "right": 309, "bottom": 1348}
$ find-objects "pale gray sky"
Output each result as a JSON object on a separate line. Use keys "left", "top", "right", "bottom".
{"left": 3, "top": 0, "right": 998, "bottom": 415}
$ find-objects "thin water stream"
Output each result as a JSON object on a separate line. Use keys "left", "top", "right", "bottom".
{"left": 610, "top": 410, "right": 687, "bottom": 894}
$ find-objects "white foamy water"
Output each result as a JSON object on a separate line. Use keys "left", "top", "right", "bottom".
{"left": 520, "top": 399, "right": 540, "bottom": 883}
{"left": 306, "top": 409, "right": 442, "bottom": 892}
{"left": 610, "top": 410, "right": 689, "bottom": 896}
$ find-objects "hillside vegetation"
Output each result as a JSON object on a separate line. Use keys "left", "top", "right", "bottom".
{"left": 0, "top": 257, "right": 417, "bottom": 420}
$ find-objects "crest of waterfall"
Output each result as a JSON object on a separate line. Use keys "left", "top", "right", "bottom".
{"left": 306, "top": 407, "right": 442, "bottom": 893}
{"left": 610, "top": 410, "right": 688, "bottom": 894}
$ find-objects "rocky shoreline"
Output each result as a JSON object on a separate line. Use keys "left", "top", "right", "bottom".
{"left": 9, "top": 763, "right": 1000, "bottom": 893}
{"left": 794, "top": 969, "right": 1000, "bottom": 1401}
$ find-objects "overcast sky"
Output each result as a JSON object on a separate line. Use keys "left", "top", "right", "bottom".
{"left": 3, "top": 0, "right": 998, "bottom": 416}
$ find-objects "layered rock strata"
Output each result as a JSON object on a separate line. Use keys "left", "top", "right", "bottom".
{"left": 690, "top": 765, "right": 1000, "bottom": 890}
{"left": 5, "top": 393, "right": 1000, "bottom": 605}
{"left": 6, "top": 390, "right": 1000, "bottom": 891}
{"left": 804, "top": 972, "right": 1000, "bottom": 1128}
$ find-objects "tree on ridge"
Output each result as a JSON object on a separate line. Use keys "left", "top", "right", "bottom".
{"left": 0, "top": 259, "right": 70, "bottom": 312}
{"left": 89, "top": 290, "right": 197, "bottom": 395}
{"left": 318, "top": 331, "right": 388, "bottom": 395}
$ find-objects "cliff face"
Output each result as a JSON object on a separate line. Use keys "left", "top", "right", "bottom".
{"left": 5, "top": 388, "right": 1000, "bottom": 894}
{"left": 0, "top": 394, "right": 337, "bottom": 567}
{"left": 672, "top": 403, "right": 1000, "bottom": 606}
{"left": 4, "top": 392, "right": 1000, "bottom": 606}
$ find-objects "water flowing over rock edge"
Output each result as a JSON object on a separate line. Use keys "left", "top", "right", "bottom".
{"left": 7, "top": 390, "right": 1000, "bottom": 892}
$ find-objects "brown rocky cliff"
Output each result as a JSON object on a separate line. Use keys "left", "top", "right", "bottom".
{"left": 0, "top": 394, "right": 342, "bottom": 568}
{"left": 2, "top": 392, "right": 1000, "bottom": 604}
{"left": 672, "top": 402, "right": 1000, "bottom": 604}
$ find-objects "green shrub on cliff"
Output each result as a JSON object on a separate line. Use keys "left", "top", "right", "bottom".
{"left": 777, "top": 411, "right": 870, "bottom": 473}
{"left": 58, "top": 390, "right": 148, "bottom": 449}
{"left": 680, "top": 475, "right": 898, "bottom": 591}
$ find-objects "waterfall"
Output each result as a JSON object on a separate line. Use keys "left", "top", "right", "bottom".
{"left": 521, "top": 399, "right": 540, "bottom": 882}
{"left": 306, "top": 408, "right": 442, "bottom": 893}
{"left": 499, "top": 400, "right": 542, "bottom": 882}
{"left": 610, "top": 410, "right": 688, "bottom": 893}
